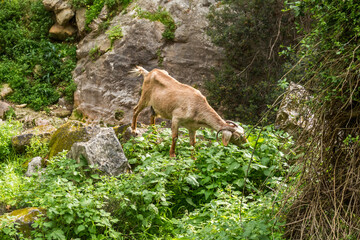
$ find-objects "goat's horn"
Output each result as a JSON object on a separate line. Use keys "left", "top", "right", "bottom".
{"left": 216, "top": 127, "right": 236, "bottom": 142}
{"left": 216, "top": 129, "right": 224, "bottom": 143}
{"left": 225, "top": 120, "right": 240, "bottom": 128}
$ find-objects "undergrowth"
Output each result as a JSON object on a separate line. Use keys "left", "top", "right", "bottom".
{"left": 0, "top": 123, "right": 293, "bottom": 239}
{"left": 0, "top": 0, "right": 77, "bottom": 110}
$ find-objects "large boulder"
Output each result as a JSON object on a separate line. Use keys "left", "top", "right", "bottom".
{"left": 48, "top": 121, "right": 101, "bottom": 159}
{"left": 67, "top": 127, "right": 131, "bottom": 176}
{"left": 73, "top": 0, "right": 222, "bottom": 125}
{"left": 11, "top": 125, "right": 57, "bottom": 153}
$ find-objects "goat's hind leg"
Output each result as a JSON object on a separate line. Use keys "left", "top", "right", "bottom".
{"left": 131, "top": 102, "right": 146, "bottom": 132}
{"left": 150, "top": 106, "right": 156, "bottom": 125}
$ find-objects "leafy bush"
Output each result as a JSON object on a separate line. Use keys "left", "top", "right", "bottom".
{"left": 136, "top": 6, "right": 176, "bottom": 40}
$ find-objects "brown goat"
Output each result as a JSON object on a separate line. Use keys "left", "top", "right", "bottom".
{"left": 131, "top": 66, "right": 247, "bottom": 157}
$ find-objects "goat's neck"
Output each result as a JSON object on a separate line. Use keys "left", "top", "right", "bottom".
{"left": 202, "top": 110, "right": 228, "bottom": 132}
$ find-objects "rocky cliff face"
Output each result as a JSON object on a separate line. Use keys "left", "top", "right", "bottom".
{"left": 73, "top": 0, "right": 222, "bottom": 125}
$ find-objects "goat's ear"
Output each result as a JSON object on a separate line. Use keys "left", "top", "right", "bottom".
{"left": 222, "top": 130, "right": 232, "bottom": 146}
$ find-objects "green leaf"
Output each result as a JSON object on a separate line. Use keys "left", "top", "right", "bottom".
{"left": 91, "top": 174, "right": 100, "bottom": 179}
{"left": 76, "top": 224, "right": 86, "bottom": 234}
{"left": 49, "top": 229, "right": 66, "bottom": 240}
{"left": 228, "top": 162, "right": 240, "bottom": 171}
{"left": 186, "top": 197, "right": 197, "bottom": 207}
{"left": 185, "top": 175, "right": 199, "bottom": 187}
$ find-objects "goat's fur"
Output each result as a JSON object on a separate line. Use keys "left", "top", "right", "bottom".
{"left": 131, "top": 66, "right": 246, "bottom": 157}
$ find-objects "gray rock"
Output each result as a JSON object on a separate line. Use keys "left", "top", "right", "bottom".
{"left": 0, "top": 101, "right": 11, "bottom": 119}
{"left": 98, "top": 5, "right": 109, "bottom": 21}
{"left": 25, "top": 157, "right": 43, "bottom": 177}
{"left": 56, "top": 8, "right": 75, "bottom": 26}
{"left": 122, "top": 126, "right": 149, "bottom": 142}
{"left": 76, "top": 8, "right": 87, "bottom": 36}
{"left": 12, "top": 125, "right": 57, "bottom": 153}
{"left": 0, "top": 83, "right": 13, "bottom": 99}
{"left": 67, "top": 127, "right": 131, "bottom": 176}
{"left": 43, "top": 0, "right": 62, "bottom": 11}
{"left": 275, "top": 82, "right": 315, "bottom": 134}
{"left": 52, "top": 108, "right": 72, "bottom": 118}
{"left": 72, "top": 0, "right": 222, "bottom": 125}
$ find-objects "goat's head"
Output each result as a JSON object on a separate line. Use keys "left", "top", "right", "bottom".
{"left": 216, "top": 120, "right": 247, "bottom": 146}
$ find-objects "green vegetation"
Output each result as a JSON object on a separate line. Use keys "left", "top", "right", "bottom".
{"left": 106, "top": 25, "right": 124, "bottom": 47}
{"left": 89, "top": 45, "right": 102, "bottom": 61}
{"left": 70, "top": 0, "right": 133, "bottom": 28}
{"left": 0, "top": 122, "right": 293, "bottom": 239}
{"left": 0, "top": 0, "right": 77, "bottom": 110}
{"left": 0, "top": 120, "right": 22, "bottom": 162}
{"left": 206, "top": 0, "right": 297, "bottom": 123}
{"left": 136, "top": 6, "right": 176, "bottom": 41}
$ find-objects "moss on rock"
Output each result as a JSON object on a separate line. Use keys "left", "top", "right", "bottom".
{"left": 48, "top": 121, "right": 101, "bottom": 159}
{"left": 3, "top": 207, "right": 46, "bottom": 238}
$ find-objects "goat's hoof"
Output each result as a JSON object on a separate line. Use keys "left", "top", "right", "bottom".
{"left": 131, "top": 129, "right": 138, "bottom": 136}
{"left": 170, "top": 154, "right": 176, "bottom": 158}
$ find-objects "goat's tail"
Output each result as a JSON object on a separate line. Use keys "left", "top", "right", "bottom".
{"left": 130, "top": 66, "right": 149, "bottom": 77}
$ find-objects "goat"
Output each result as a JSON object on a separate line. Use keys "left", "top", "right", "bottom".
{"left": 131, "top": 66, "right": 247, "bottom": 157}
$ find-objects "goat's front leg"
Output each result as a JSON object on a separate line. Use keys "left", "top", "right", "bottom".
{"left": 189, "top": 129, "right": 197, "bottom": 147}
{"left": 189, "top": 129, "right": 197, "bottom": 160}
{"left": 170, "top": 120, "right": 179, "bottom": 158}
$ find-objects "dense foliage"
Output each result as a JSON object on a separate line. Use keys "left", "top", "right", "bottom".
{"left": 0, "top": 122, "right": 293, "bottom": 239}
{"left": 206, "top": 0, "right": 297, "bottom": 123}
{"left": 0, "top": 0, "right": 77, "bottom": 110}
{"left": 281, "top": 0, "right": 360, "bottom": 239}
